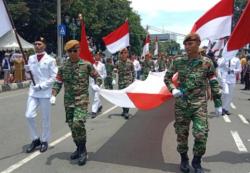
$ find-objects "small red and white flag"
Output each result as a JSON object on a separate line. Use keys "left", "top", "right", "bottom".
{"left": 227, "top": 0, "right": 250, "bottom": 51}
{"left": 99, "top": 71, "right": 178, "bottom": 110}
{"left": 79, "top": 21, "right": 95, "bottom": 64}
{"left": 141, "top": 34, "right": 150, "bottom": 57}
{"left": 0, "top": 0, "right": 12, "bottom": 37}
{"left": 154, "top": 36, "right": 159, "bottom": 56}
{"left": 191, "top": 0, "right": 234, "bottom": 41}
{"left": 102, "top": 21, "right": 129, "bottom": 54}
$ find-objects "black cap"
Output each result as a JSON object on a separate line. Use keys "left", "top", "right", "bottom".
{"left": 35, "top": 36, "right": 46, "bottom": 44}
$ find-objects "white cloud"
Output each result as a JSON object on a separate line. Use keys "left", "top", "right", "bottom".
{"left": 131, "top": 0, "right": 220, "bottom": 13}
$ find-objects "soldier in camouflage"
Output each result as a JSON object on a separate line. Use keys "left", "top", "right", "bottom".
{"left": 104, "top": 57, "right": 115, "bottom": 89}
{"left": 164, "top": 33, "right": 222, "bottom": 173}
{"left": 115, "top": 48, "right": 135, "bottom": 119}
{"left": 51, "top": 40, "right": 101, "bottom": 166}
{"left": 141, "top": 53, "right": 155, "bottom": 80}
{"left": 156, "top": 52, "right": 166, "bottom": 72}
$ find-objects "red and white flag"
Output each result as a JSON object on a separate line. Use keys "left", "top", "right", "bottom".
{"left": 227, "top": 0, "right": 250, "bottom": 51}
{"left": 102, "top": 21, "right": 129, "bottom": 54}
{"left": 0, "top": 0, "right": 12, "bottom": 37}
{"left": 141, "top": 34, "right": 150, "bottom": 57}
{"left": 99, "top": 71, "right": 178, "bottom": 110}
{"left": 79, "top": 21, "right": 95, "bottom": 64}
{"left": 154, "top": 36, "right": 159, "bottom": 56}
{"left": 191, "top": 0, "right": 234, "bottom": 41}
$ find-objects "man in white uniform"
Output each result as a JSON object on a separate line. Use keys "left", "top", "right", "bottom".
{"left": 24, "top": 37, "right": 58, "bottom": 153}
{"left": 90, "top": 52, "right": 106, "bottom": 118}
{"left": 218, "top": 55, "right": 241, "bottom": 115}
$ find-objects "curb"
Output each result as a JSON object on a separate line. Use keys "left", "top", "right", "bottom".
{"left": 0, "top": 81, "right": 31, "bottom": 93}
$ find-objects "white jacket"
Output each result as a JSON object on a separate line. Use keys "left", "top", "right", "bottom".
{"left": 90, "top": 61, "right": 107, "bottom": 88}
{"left": 28, "top": 52, "right": 58, "bottom": 98}
{"left": 218, "top": 56, "right": 241, "bottom": 84}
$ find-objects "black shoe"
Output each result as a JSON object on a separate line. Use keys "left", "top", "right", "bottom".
{"left": 224, "top": 110, "right": 231, "bottom": 115}
{"left": 192, "top": 156, "right": 204, "bottom": 173}
{"left": 97, "top": 106, "right": 103, "bottom": 113}
{"left": 70, "top": 148, "right": 79, "bottom": 160}
{"left": 91, "top": 112, "right": 97, "bottom": 119}
{"left": 124, "top": 113, "right": 129, "bottom": 119}
{"left": 180, "top": 153, "right": 190, "bottom": 173}
{"left": 248, "top": 98, "right": 250, "bottom": 101}
{"left": 222, "top": 109, "right": 226, "bottom": 116}
{"left": 78, "top": 152, "right": 87, "bottom": 166}
{"left": 241, "top": 88, "right": 248, "bottom": 90}
{"left": 40, "top": 142, "right": 48, "bottom": 153}
{"left": 26, "top": 138, "right": 41, "bottom": 153}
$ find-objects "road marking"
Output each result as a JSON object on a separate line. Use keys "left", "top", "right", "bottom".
{"left": 0, "top": 105, "right": 117, "bottom": 173}
{"left": 230, "top": 102, "right": 236, "bottom": 109}
{"left": 223, "top": 115, "right": 231, "bottom": 123}
{"left": 231, "top": 131, "right": 248, "bottom": 152}
{"left": 238, "top": 114, "right": 249, "bottom": 125}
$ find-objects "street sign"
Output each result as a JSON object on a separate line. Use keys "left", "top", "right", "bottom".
{"left": 58, "top": 24, "right": 66, "bottom": 36}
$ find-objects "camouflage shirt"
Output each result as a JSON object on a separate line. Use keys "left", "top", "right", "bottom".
{"left": 53, "top": 59, "right": 100, "bottom": 110}
{"left": 141, "top": 59, "right": 154, "bottom": 80}
{"left": 116, "top": 59, "right": 135, "bottom": 89}
{"left": 157, "top": 58, "right": 166, "bottom": 72}
{"left": 105, "top": 63, "right": 114, "bottom": 78}
{"left": 164, "top": 56, "right": 222, "bottom": 107}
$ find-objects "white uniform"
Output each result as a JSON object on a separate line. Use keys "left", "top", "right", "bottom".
{"left": 217, "top": 56, "right": 241, "bottom": 111}
{"left": 90, "top": 61, "right": 106, "bottom": 113}
{"left": 25, "top": 52, "right": 58, "bottom": 142}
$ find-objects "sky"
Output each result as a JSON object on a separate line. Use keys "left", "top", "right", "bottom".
{"left": 130, "top": 0, "right": 221, "bottom": 35}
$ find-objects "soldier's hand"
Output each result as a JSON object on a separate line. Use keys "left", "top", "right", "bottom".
{"left": 172, "top": 88, "right": 182, "bottom": 97}
{"left": 50, "top": 95, "right": 56, "bottom": 105}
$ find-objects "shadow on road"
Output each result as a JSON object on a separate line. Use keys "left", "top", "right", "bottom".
{"left": 203, "top": 151, "right": 250, "bottom": 164}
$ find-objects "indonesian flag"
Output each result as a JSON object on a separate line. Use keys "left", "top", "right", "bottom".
{"left": 191, "top": 0, "right": 233, "bottom": 41}
{"left": 102, "top": 21, "right": 129, "bottom": 54}
{"left": 79, "top": 21, "right": 95, "bottom": 64}
{"left": 141, "top": 34, "right": 150, "bottom": 57}
{"left": 227, "top": 0, "right": 250, "bottom": 51}
{"left": 0, "top": 0, "right": 12, "bottom": 37}
{"left": 99, "top": 71, "right": 178, "bottom": 110}
{"left": 154, "top": 36, "right": 159, "bottom": 56}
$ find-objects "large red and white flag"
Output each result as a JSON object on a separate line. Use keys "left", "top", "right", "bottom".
{"left": 0, "top": 0, "right": 12, "bottom": 37}
{"left": 103, "top": 21, "right": 129, "bottom": 54}
{"left": 99, "top": 71, "right": 178, "bottom": 110}
{"left": 141, "top": 34, "right": 150, "bottom": 57}
{"left": 79, "top": 21, "right": 95, "bottom": 64}
{"left": 191, "top": 0, "right": 234, "bottom": 41}
{"left": 154, "top": 36, "right": 159, "bottom": 56}
{"left": 227, "top": 0, "right": 250, "bottom": 51}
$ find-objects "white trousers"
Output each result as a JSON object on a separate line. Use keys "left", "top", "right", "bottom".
{"left": 222, "top": 83, "right": 235, "bottom": 111}
{"left": 91, "top": 89, "right": 101, "bottom": 113}
{"left": 25, "top": 96, "right": 51, "bottom": 142}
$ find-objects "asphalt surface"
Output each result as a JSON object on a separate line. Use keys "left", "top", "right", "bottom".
{"left": 0, "top": 84, "right": 250, "bottom": 173}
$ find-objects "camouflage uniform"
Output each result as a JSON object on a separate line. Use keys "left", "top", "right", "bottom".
{"left": 104, "top": 63, "right": 114, "bottom": 89}
{"left": 141, "top": 59, "right": 154, "bottom": 80}
{"left": 157, "top": 58, "right": 166, "bottom": 72}
{"left": 53, "top": 59, "right": 100, "bottom": 144}
{"left": 164, "top": 56, "right": 221, "bottom": 156}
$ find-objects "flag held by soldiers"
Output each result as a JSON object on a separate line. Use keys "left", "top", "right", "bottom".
{"left": 0, "top": 0, "right": 12, "bottom": 37}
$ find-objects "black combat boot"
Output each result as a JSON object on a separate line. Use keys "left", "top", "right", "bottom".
{"left": 124, "top": 108, "right": 129, "bottom": 119}
{"left": 70, "top": 141, "right": 79, "bottom": 160}
{"left": 192, "top": 156, "right": 204, "bottom": 173}
{"left": 78, "top": 141, "right": 87, "bottom": 166}
{"left": 26, "top": 138, "right": 41, "bottom": 153}
{"left": 180, "top": 152, "right": 190, "bottom": 173}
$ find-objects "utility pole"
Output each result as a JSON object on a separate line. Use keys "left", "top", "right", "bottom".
{"left": 57, "top": 0, "right": 62, "bottom": 64}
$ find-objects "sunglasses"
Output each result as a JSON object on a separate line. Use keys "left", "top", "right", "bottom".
{"left": 67, "top": 49, "right": 78, "bottom": 53}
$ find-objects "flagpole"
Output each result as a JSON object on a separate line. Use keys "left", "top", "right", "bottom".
{"left": 2, "top": 0, "right": 35, "bottom": 85}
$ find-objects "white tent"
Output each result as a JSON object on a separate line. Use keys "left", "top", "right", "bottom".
{"left": 0, "top": 30, "right": 34, "bottom": 51}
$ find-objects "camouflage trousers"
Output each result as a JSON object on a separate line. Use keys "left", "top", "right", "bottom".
{"left": 66, "top": 107, "right": 87, "bottom": 143}
{"left": 174, "top": 98, "right": 208, "bottom": 156}
{"left": 104, "top": 77, "right": 113, "bottom": 89}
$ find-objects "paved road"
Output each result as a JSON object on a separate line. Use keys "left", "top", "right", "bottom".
{"left": 0, "top": 84, "right": 250, "bottom": 173}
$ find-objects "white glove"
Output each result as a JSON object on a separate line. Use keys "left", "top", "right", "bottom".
{"left": 32, "top": 84, "right": 41, "bottom": 91}
{"left": 24, "top": 65, "right": 30, "bottom": 72}
{"left": 50, "top": 95, "right": 56, "bottom": 105}
{"left": 172, "top": 88, "right": 182, "bottom": 97}
{"left": 92, "top": 84, "right": 100, "bottom": 92}
{"left": 112, "top": 79, "right": 116, "bottom": 85}
{"left": 215, "top": 107, "right": 222, "bottom": 116}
